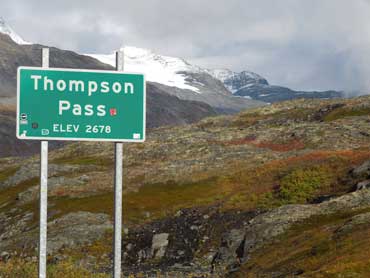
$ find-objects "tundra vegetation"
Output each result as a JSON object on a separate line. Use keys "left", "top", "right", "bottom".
{"left": 1, "top": 96, "right": 370, "bottom": 277}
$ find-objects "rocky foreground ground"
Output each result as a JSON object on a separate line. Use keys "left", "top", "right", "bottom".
{"left": 0, "top": 96, "right": 370, "bottom": 277}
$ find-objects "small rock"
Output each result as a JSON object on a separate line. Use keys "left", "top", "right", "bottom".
{"left": 0, "top": 252, "right": 10, "bottom": 262}
{"left": 138, "top": 249, "right": 150, "bottom": 262}
{"left": 356, "top": 180, "right": 370, "bottom": 190}
{"left": 336, "top": 212, "right": 370, "bottom": 236}
{"left": 151, "top": 233, "right": 169, "bottom": 259}
{"left": 78, "top": 174, "right": 90, "bottom": 182}
{"left": 126, "top": 243, "right": 133, "bottom": 251}
{"left": 352, "top": 160, "right": 370, "bottom": 178}
{"left": 50, "top": 254, "right": 66, "bottom": 264}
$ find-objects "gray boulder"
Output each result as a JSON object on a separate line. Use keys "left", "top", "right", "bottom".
{"left": 352, "top": 160, "right": 370, "bottom": 179}
{"left": 151, "top": 233, "right": 169, "bottom": 259}
{"left": 356, "top": 180, "right": 370, "bottom": 190}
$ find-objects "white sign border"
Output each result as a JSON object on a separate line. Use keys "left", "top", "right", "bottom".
{"left": 16, "top": 66, "right": 146, "bottom": 143}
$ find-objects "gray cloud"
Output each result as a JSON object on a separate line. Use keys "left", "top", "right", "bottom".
{"left": 2, "top": 0, "right": 370, "bottom": 92}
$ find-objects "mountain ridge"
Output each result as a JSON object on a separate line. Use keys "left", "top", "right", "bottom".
{"left": 89, "top": 48, "right": 344, "bottom": 103}
{"left": 0, "top": 18, "right": 343, "bottom": 106}
{"left": 0, "top": 17, "right": 30, "bottom": 45}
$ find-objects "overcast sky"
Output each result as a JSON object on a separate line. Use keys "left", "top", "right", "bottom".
{"left": 2, "top": 0, "right": 370, "bottom": 92}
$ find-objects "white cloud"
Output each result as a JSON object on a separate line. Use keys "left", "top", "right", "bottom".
{"left": 1, "top": 0, "right": 370, "bottom": 92}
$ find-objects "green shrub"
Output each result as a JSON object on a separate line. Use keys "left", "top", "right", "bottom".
{"left": 278, "top": 166, "right": 334, "bottom": 204}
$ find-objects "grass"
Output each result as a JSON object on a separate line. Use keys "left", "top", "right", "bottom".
{"left": 221, "top": 150, "right": 370, "bottom": 211}
{"left": 234, "top": 208, "right": 370, "bottom": 278}
{"left": 49, "top": 178, "right": 223, "bottom": 224}
{"left": 232, "top": 107, "right": 318, "bottom": 128}
{"left": 221, "top": 137, "right": 305, "bottom": 152}
{"left": 0, "top": 177, "right": 39, "bottom": 211}
{"left": 324, "top": 107, "right": 370, "bottom": 122}
{"left": 0, "top": 258, "right": 109, "bottom": 278}
{"left": 52, "top": 156, "right": 113, "bottom": 167}
{"left": 0, "top": 166, "right": 19, "bottom": 182}
{"left": 51, "top": 193, "right": 114, "bottom": 219}
{"left": 3, "top": 150, "right": 369, "bottom": 227}
{"left": 123, "top": 178, "right": 222, "bottom": 223}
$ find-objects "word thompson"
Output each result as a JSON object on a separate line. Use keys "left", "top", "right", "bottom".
{"left": 30, "top": 75, "right": 135, "bottom": 96}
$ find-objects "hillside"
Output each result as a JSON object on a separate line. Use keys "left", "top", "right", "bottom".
{"left": 0, "top": 95, "right": 370, "bottom": 277}
{"left": 0, "top": 32, "right": 222, "bottom": 157}
{"left": 0, "top": 82, "right": 217, "bottom": 158}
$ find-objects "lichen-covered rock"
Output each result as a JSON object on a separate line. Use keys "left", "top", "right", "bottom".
{"left": 151, "top": 233, "right": 169, "bottom": 259}
{"left": 335, "top": 212, "right": 370, "bottom": 236}
{"left": 212, "top": 229, "right": 246, "bottom": 272}
{"left": 0, "top": 162, "right": 94, "bottom": 189}
{"left": 352, "top": 160, "right": 370, "bottom": 179}
{"left": 46, "top": 212, "right": 112, "bottom": 254}
{"left": 356, "top": 180, "right": 370, "bottom": 190}
{"left": 0, "top": 212, "right": 112, "bottom": 255}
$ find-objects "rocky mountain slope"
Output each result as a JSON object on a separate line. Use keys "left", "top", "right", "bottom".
{"left": 0, "top": 95, "right": 370, "bottom": 277}
{"left": 90, "top": 48, "right": 344, "bottom": 105}
{"left": 87, "top": 47, "right": 263, "bottom": 112}
{"left": 0, "top": 17, "right": 30, "bottom": 45}
{"left": 0, "top": 31, "right": 220, "bottom": 157}
{"left": 234, "top": 83, "right": 342, "bottom": 103}
{"left": 0, "top": 18, "right": 246, "bottom": 116}
{"left": 208, "top": 68, "right": 269, "bottom": 93}
{"left": 210, "top": 69, "right": 343, "bottom": 103}
{"left": 0, "top": 32, "right": 112, "bottom": 99}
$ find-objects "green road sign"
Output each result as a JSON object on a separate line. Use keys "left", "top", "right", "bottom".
{"left": 17, "top": 67, "right": 146, "bottom": 142}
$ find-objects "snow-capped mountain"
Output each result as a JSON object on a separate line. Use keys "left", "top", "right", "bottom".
{"left": 234, "top": 83, "right": 343, "bottom": 103}
{"left": 88, "top": 47, "right": 204, "bottom": 92}
{"left": 87, "top": 47, "right": 264, "bottom": 112}
{"left": 88, "top": 49, "right": 267, "bottom": 96}
{"left": 1, "top": 17, "right": 338, "bottom": 107}
{"left": 0, "top": 17, "right": 30, "bottom": 45}
{"left": 208, "top": 69, "right": 343, "bottom": 103}
{"left": 0, "top": 18, "right": 263, "bottom": 113}
{"left": 207, "top": 69, "right": 268, "bottom": 93}
{"left": 0, "top": 17, "right": 343, "bottom": 105}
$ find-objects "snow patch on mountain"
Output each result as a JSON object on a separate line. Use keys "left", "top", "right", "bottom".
{"left": 207, "top": 69, "right": 268, "bottom": 93}
{"left": 0, "top": 17, "right": 31, "bottom": 45}
{"left": 87, "top": 46, "right": 202, "bottom": 92}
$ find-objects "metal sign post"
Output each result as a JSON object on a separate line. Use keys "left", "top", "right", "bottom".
{"left": 114, "top": 50, "right": 124, "bottom": 278}
{"left": 39, "top": 48, "right": 49, "bottom": 278}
